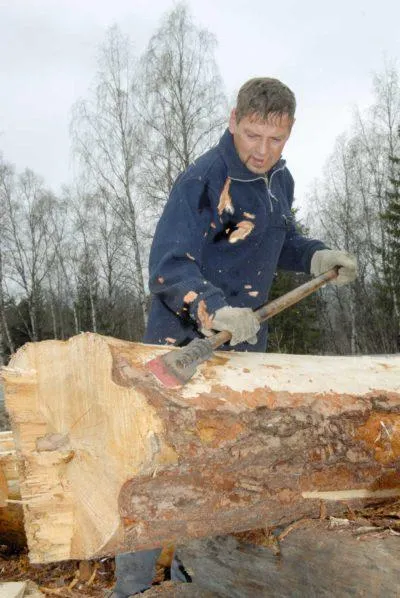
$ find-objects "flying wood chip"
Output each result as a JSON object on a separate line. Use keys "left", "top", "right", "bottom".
{"left": 228, "top": 220, "right": 255, "bottom": 243}
{"left": 217, "top": 177, "right": 234, "bottom": 216}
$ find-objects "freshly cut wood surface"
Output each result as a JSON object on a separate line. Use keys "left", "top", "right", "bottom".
{"left": 0, "top": 430, "right": 26, "bottom": 548}
{"left": 2, "top": 333, "right": 400, "bottom": 563}
{"left": 0, "top": 431, "right": 19, "bottom": 505}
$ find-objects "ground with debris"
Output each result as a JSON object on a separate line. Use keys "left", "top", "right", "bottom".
{"left": 1, "top": 502, "right": 399, "bottom": 597}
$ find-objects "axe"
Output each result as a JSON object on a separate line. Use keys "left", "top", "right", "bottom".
{"left": 147, "top": 268, "right": 338, "bottom": 388}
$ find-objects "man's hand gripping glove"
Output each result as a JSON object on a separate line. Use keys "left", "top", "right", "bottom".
{"left": 310, "top": 249, "right": 357, "bottom": 286}
{"left": 203, "top": 306, "right": 260, "bottom": 346}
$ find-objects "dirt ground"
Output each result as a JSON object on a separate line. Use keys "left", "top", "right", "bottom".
{"left": 0, "top": 543, "right": 184, "bottom": 597}
{"left": 0, "top": 553, "right": 115, "bottom": 597}
{"left": 1, "top": 500, "right": 399, "bottom": 596}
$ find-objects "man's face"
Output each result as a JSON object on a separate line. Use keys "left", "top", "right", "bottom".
{"left": 228, "top": 110, "right": 294, "bottom": 174}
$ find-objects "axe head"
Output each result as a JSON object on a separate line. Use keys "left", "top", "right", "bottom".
{"left": 146, "top": 338, "right": 214, "bottom": 388}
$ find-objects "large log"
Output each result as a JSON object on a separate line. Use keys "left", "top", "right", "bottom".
{"left": 1, "top": 333, "right": 400, "bottom": 563}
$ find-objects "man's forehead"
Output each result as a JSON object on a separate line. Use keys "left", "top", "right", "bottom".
{"left": 240, "top": 112, "right": 293, "bottom": 133}
{"left": 244, "top": 111, "right": 292, "bottom": 127}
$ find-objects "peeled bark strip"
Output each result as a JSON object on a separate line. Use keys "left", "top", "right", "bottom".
{"left": 1, "top": 333, "right": 400, "bottom": 563}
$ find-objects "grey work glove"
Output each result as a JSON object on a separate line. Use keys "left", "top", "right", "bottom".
{"left": 205, "top": 306, "right": 260, "bottom": 346}
{"left": 310, "top": 249, "right": 357, "bottom": 286}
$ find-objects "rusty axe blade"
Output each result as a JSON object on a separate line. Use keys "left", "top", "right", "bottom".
{"left": 147, "top": 268, "right": 339, "bottom": 388}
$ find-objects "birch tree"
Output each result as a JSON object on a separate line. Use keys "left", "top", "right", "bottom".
{"left": 71, "top": 26, "right": 147, "bottom": 336}
{"left": 306, "top": 65, "right": 400, "bottom": 354}
{"left": 0, "top": 156, "right": 15, "bottom": 363}
{"left": 91, "top": 187, "right": 138, "bottom": 337}
{"left": 1, "top": 168, "right": 56, "bottom": 342}
{"left": 137, "top": 3, "right": 227, "bottom": 224}
{"left": 0, "top": 158, "right": 15, "bottom": 358}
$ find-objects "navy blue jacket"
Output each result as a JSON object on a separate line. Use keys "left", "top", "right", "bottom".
{"left": 144, "top": 129, "right": 326, "bottom": 351}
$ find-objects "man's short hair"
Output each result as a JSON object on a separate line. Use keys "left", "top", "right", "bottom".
{"left": 235, "top": 77, "right": 296, "bottom": 123}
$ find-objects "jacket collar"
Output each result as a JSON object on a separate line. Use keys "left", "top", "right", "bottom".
{"left": 218, "top": 128, "right": 286, "bottom": 181}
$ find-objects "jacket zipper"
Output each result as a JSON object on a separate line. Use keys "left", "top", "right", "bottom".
{"left": 230, "top": 162, "right": 286, "bottom": 214}
{"left": 267, "top": 164, "right": 286, "bottom": 205}
{"left": 264, "top": 174, "right": 273, "bottom": 212}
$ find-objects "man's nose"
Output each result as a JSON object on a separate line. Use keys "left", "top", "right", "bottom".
{"left": 255, "top": 138, "right": 269, "bottom": 156}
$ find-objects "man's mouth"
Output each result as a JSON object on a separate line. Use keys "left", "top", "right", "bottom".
{"left": 251, "top": 157, "right": 265, "bottom": 166}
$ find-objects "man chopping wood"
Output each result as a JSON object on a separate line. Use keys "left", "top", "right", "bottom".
{"left": 112, "top": 77, "right": 357, "bottom": 596}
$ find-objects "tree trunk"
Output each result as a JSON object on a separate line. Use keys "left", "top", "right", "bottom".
{"left": 0, "top": 250, "right": 15, "bottom": 356}
{"left": 89, "top": 284, "right": 97, "bottom": 333}
{"left": 2, "top": 333, "right": 400, "bottom": 563}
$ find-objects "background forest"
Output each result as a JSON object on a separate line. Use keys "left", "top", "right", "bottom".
{"left": 0, "top": 4, "right": 399, "bottom": 364}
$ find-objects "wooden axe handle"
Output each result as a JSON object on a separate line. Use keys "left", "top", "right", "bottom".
{"left": 207, "top": 267, "right": 339, "bottom": 351}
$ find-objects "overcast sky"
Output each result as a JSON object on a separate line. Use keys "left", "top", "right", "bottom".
{"left": 0, "top": 0, "right": 399, "bottom": 210}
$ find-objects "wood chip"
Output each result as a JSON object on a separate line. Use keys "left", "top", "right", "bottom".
{"left": 0, "top": 467, "right": 8, "bottom": 507}
{"left": 217, "top": 178, "right": 234, "bottom": 216}
{"left": 228, "top": 221, "right": 255, "bottom": 243}
{"left": 0, "top": 582, "right": 27, "bottom": 598}
{"left": 354, "top": 526, "right": 384, "bottom": 535}
{"left": 86, "top": 563, "right": 99, "bottom": 586}
{"left": 329, "top": 517, "right": 350, "bottom": 528}
{"left": 277, "top": 518, "right": 315, "bottom": 541}
{"left": 183, "top": 291, "right": 198, "bottom": 304}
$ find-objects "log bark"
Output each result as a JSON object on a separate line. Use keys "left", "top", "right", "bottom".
{"left": 1, "top": 333, "right": 400, "bottom": 563}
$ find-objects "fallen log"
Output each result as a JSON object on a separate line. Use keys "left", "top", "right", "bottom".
{"left": 1, "top": 333, "right": 400, "bottom": 563}
{"left": 175, "top": 523, "right": 400, "bottom": 598}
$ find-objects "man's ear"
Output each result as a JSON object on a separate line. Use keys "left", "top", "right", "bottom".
{"left": 228, "top": 109, "right": 237, "bottom": 134}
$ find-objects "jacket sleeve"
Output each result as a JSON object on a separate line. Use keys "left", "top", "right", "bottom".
{"left": 148, "top": 177, "right": 228, "bottom": 327}
{"left": 277, "top": 170, "right": 327, "bottom": 273}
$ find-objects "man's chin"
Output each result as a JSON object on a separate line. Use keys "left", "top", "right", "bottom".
{"left": 247, "top": 163, "right": 268, "bottom": 175}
